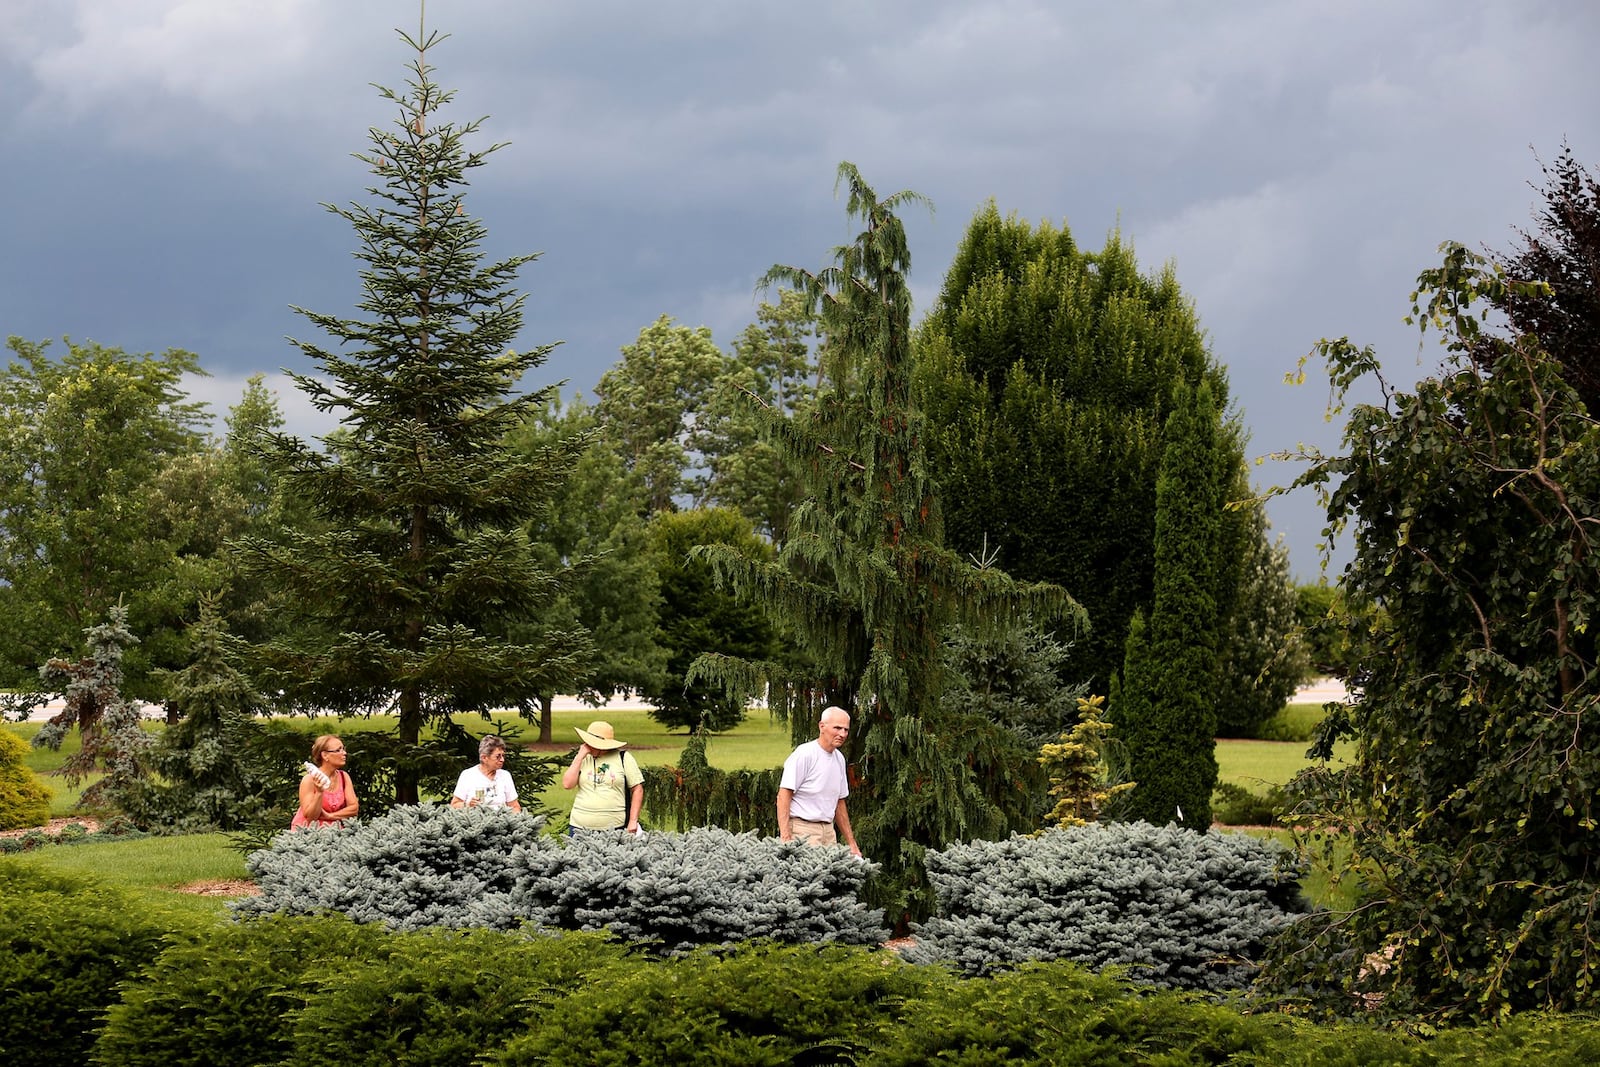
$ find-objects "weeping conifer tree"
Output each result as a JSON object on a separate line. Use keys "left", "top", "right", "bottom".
{"left": 694, "top": 163, "right": 1084, "bottom": 926}
{"left": 238, "top": 16, "right": 589, "bottom": 804}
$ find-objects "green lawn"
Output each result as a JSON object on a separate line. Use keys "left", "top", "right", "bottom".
{"left": 2, "top": 832, "right": 248, "bottom": 923}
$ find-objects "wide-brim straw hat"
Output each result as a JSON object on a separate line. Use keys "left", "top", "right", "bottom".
{"left": 576, "top": 721, "right": 627, "bottom": 750}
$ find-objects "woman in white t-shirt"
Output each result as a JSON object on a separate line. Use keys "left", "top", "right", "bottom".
{"left": 450, "top": 734, "right": 522, "bottom": 812}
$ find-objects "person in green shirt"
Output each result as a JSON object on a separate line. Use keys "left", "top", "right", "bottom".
{"left": 560, "top": 720, "right": 644, "bottom": 834}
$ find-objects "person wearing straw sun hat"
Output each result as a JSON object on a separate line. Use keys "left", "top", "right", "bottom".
{"left": 560, "top": 721, "right": 644, "bottom": 834}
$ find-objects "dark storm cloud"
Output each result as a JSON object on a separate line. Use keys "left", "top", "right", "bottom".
{"left": 2, "top": 0, "right": 1598, "bottom": 576}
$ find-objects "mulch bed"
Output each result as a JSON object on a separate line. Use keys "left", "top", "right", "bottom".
{"left": 0, "top": 816, "right": 101, "bottom": 840}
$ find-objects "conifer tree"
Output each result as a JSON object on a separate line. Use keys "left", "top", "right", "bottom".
{"left": 125, "top": 599, "right": 264, "bottom": 830}
{"left": 1110, "top": 379, "right": 1224, "bottom": 829}
{"left": 915, "top": 205, "right": 1242, "bottom": 693}
{"left": 239, "top": 18, "right": 587, "bottom": 803}
{"left": 32, "top": 604, "right": 151, "bottom": 808}
{"left": 695, "top": 164, "right": 1083, "bottom": 925}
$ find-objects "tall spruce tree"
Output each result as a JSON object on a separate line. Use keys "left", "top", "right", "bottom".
{"left": 1110, "top": 379, "right": 1224, "bottom": 829}
{"left": 695, "top": 164, "right": 1083, "bottom": 926}
{"left": 238, "top": 19, "right": 587, "bottom": 803}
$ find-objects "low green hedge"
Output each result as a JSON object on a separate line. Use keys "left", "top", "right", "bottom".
{"left": 7, "top": 867, "right": 1600, "bottom": 1066}
{"left": 0, "top": 864, "right": 171, "bottom": 1067}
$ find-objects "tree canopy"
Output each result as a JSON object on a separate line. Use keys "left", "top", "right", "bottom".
{"left": 915, "top": 205, "right": 1239, "bottom": 694}
{"left": 0, "top": 337, "right": 208, "bottom": 694}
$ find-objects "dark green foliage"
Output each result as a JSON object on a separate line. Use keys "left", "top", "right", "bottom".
{"left": 489, "top": 942, "right": 935, "bottom": 1067}
{"left": 93, "top": 913, "right": 390, "bottom": 1067}
{"left": 0, "top": 729, "right": 49, "bottom": 830}
{"left": 283, "top": 927, "right": 630, "bottom": 1067}
{"left": 1492, "top": 144, "right": 1600, "bottom": 411}
{"left": 907, "top": 822, "right": 1306, "bottom": 990}
{"left": 868, "top": 962, "right": 1281, "bottom": 1066}
{"left": 916, "top": 204, "right": 1237, "bottom": 694}
{"left": 18, "top": 866, "right": 1600, "bottom": 1064}
{"left": 645, "top": 508, "right": 778, "bottom": 732}
{"left": 1293, "top": 582, "right": 1351, "bottom": 678}
{"left": 115, "top": 601, "right": 266, "bottom": 831}
{"left": 940, "top": 620, "right": 1087, "bottom": 748}
{"left": 642, "top": 731, "right": 783, "bottom": 833}
{"left": 1211, "top": 782, "right": 1288, "bottom": 826}
{"left": 237, "top": 24, "right": 587, "bottom": 804}
{"left": 239, "top": 804, "right": 887, "bottom": 950}
{"left": 1268, "top": 243, "right": 1600, "bottom": 1018}
{"left": 1110, "top": 380, "right": 1224, "bottom": 829}
{"left": 0, "top": 865, "right": 169, "bottom": 1067}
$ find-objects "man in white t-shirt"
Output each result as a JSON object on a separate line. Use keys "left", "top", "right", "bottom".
{"left": 777, "top": 706, "right": 861, "bottom": 856}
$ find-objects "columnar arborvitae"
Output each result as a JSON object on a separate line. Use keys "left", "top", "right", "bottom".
{"left": 238, "top": 20, "right": 587, "bottom": 803}
{"left": 1110, "top": 380, "right": 1224, "bottom": 829}
{"left": 694, "top": 164, "right": 1083, "bottom": 926}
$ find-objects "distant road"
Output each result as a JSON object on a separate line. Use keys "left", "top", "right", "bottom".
{"left": 1293, "top": 677, "right": 1351, "bottom": 704}
{"left": 16, "top": 691, "right": 658, "bottom": 724}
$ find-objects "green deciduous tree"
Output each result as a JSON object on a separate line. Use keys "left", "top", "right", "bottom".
{"left": 916, "top": 205, "right": 1242, "bottom": 695}
{"left": 238, "top": 21, "right": 587, "bottom": 803}
{"left": 694, "top": 164, "right": 1083, "bottom": 926}
{"left": 1110, "top": 379, "right": 1225, "bottom": 830}
{"left": 694, "top": 291, "right": 820, "bottom": 543}
{"left": 594, "top": 315, "right": 724, "bottom": 515}
{"left": 507, "top": 393, "right": 664, "bottom": 742}
{"left": 1215, "top": 501, "right": 1306, "bottom": 738}
{"left": 0, "top": 337, "right": 208, "bottom": 694}
{"left": 1267, "top": 243, "right": 1600, "bottom": 1018}
{"left": 645, "top": 507, "right": 777, "bottom": 733}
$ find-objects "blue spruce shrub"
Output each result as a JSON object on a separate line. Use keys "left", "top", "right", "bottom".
{"left": 907, "top": 821, "right": 1307, "bottom": 990}
{"left": 239, "top": 805, "right": 886, "bottom": 950}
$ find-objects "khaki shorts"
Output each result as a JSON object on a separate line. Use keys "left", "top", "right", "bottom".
{"left": 788, "top": 817, "right": 837, "bottom": 848}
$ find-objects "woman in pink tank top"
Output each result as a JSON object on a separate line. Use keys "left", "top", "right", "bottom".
{"left": 291, "top": 734, "right": 360, "bottom": 829}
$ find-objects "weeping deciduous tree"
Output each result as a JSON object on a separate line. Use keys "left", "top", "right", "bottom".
{"left": 693, "top": 163, "right": 1083, "bottom": 927}
{"left": 237, "top": 20, "right": 587, "bottom": 804}
{"left": 1264, "top": 243, "right": 1600, "bottom": 1018}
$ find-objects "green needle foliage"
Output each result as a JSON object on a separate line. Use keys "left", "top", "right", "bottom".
{"left": 1111, "top": 378, "right": 1225, "bottom": 829}
{"left": 915, "top": 205, "right": 1241, "bottom": 695}
{"left": 692, "top": 163, "right": 1084, "bottom": 928}
{"left": 237, "top": 19, "right": 588, "bottom": 803}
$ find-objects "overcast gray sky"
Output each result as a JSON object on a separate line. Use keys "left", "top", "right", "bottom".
{"left": 3, "top": 0, "right": 1597, "bottom": 580}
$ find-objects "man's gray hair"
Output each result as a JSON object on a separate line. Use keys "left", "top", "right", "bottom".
{"left": 479, "top": 734, "right": 508, "bottom": 760}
